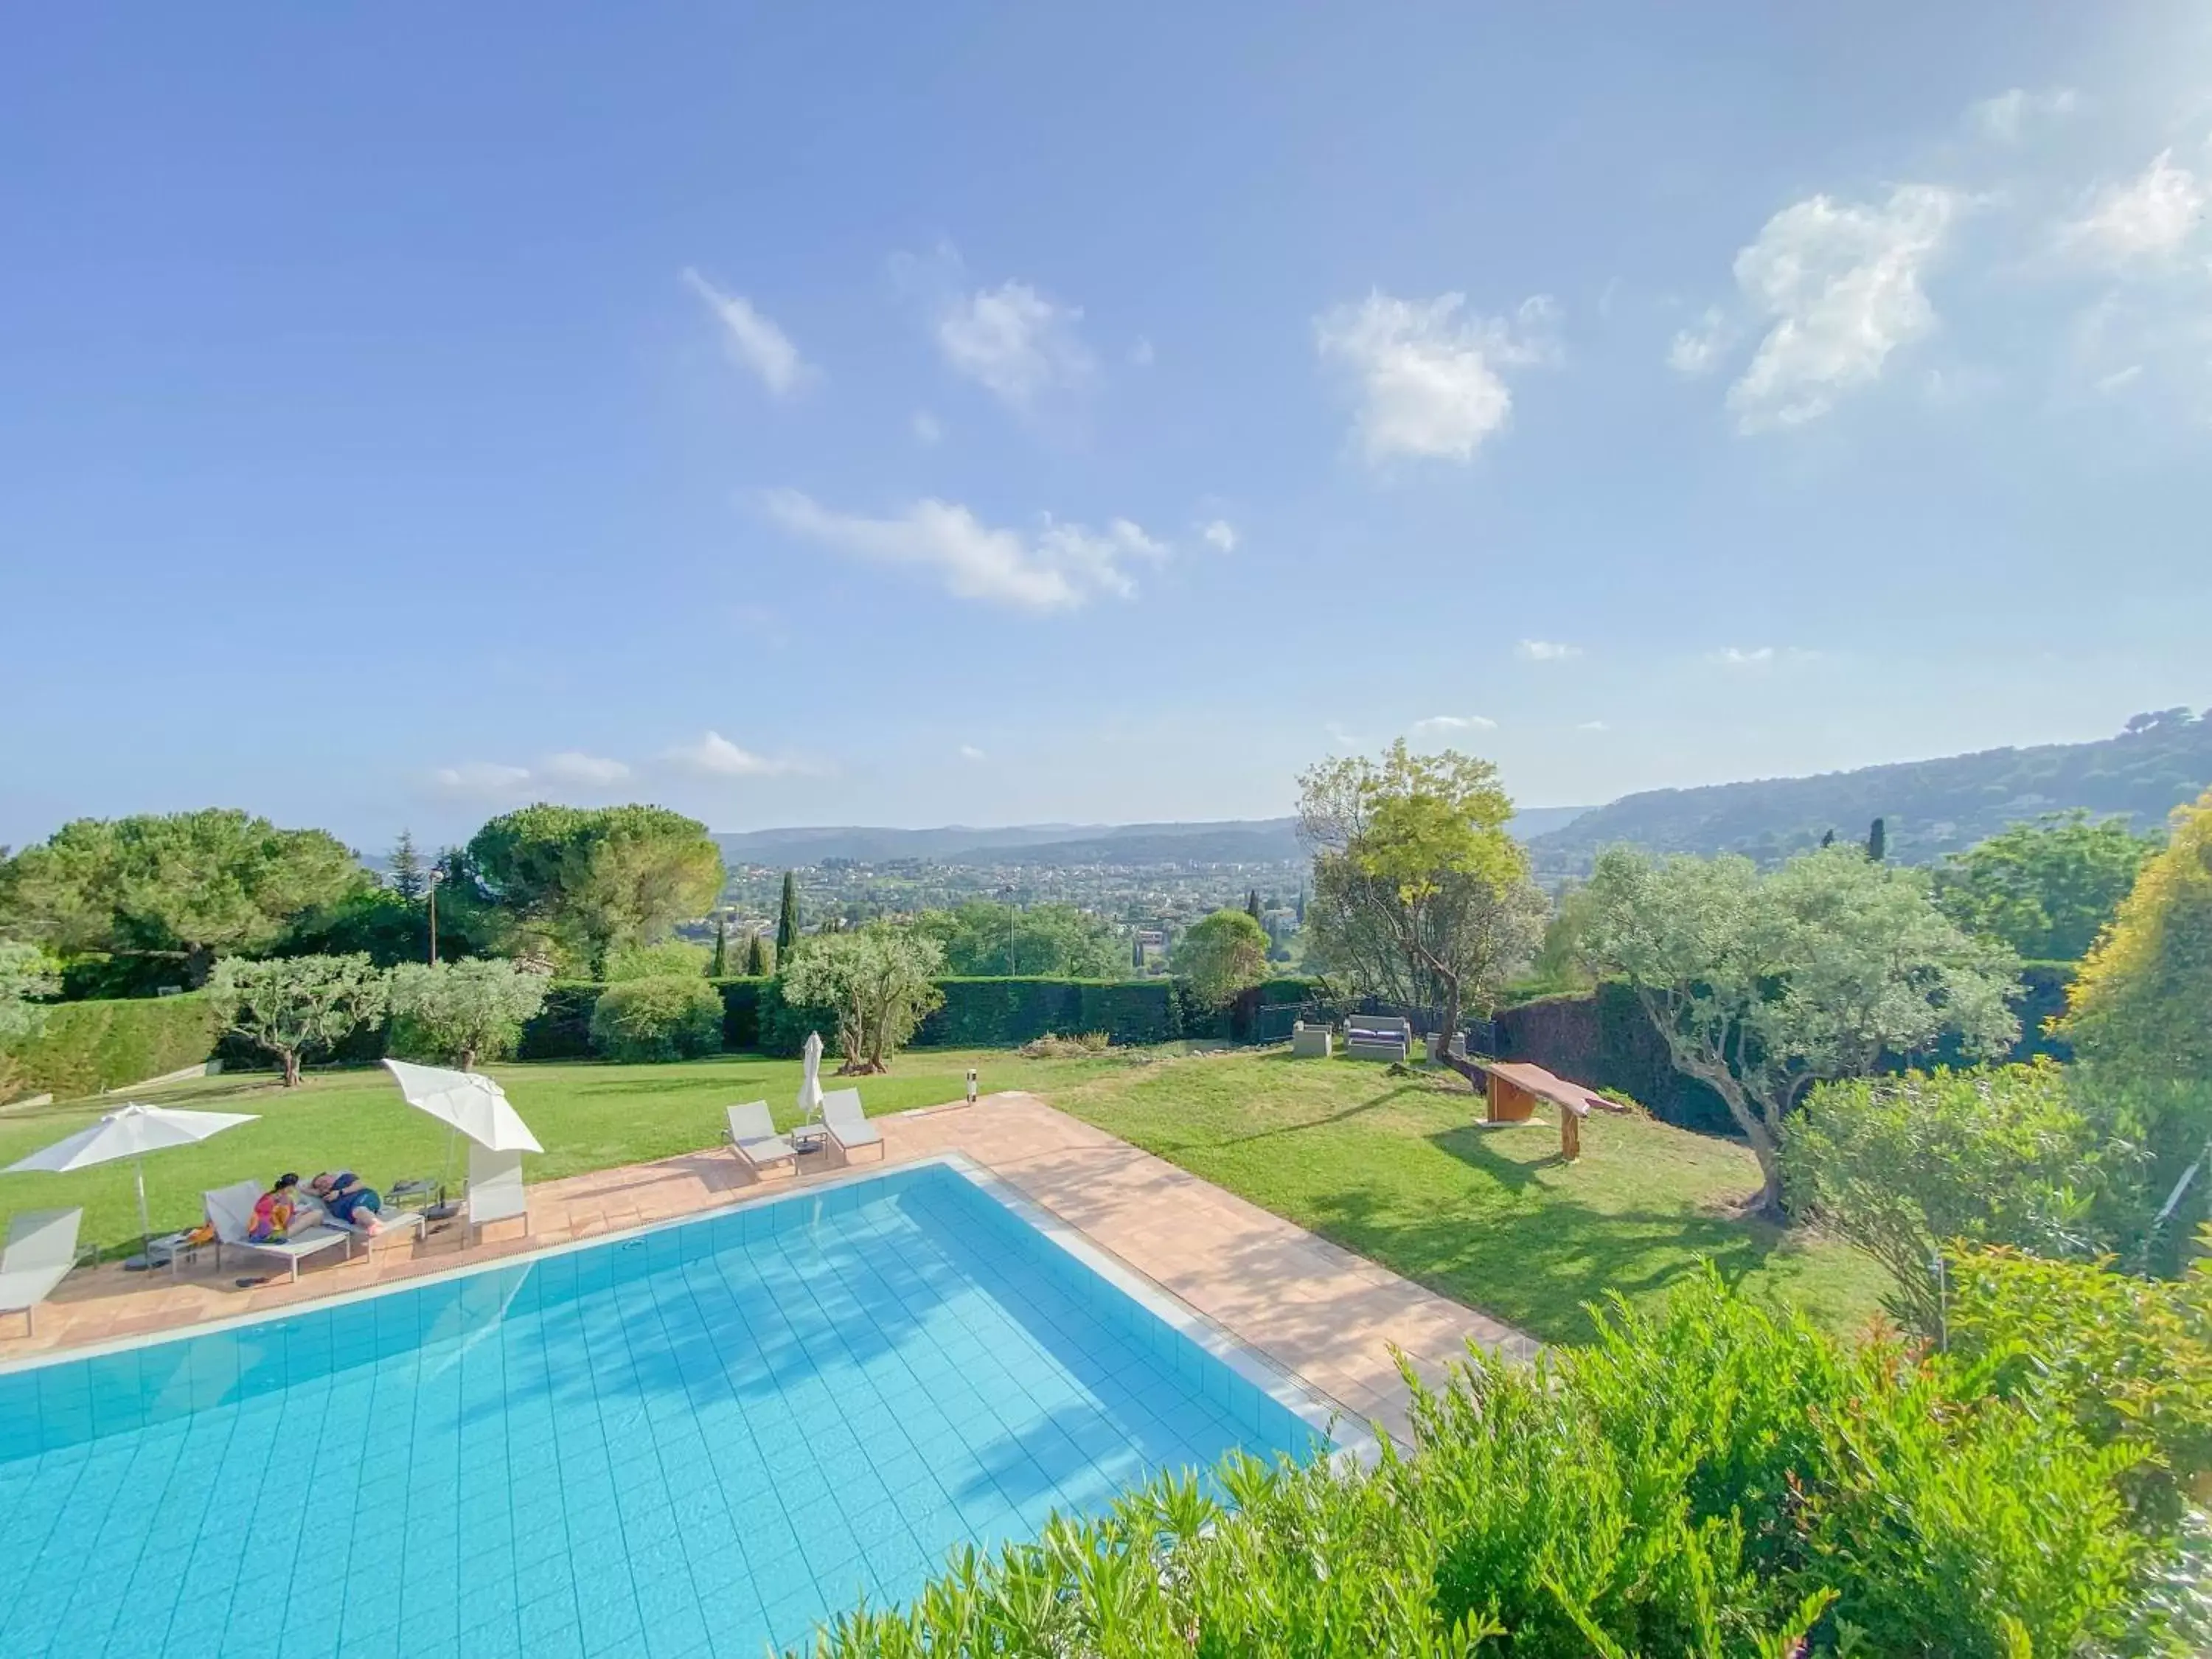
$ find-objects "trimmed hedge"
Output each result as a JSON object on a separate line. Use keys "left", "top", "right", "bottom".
{"left": 4, "top": 992, "right": 225, "bottom": 1101}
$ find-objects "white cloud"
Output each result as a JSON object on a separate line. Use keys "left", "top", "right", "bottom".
{"left": 1413, "top": 714, "right": 1498, "bottom": 734}
{"left": 1966, "top": 86, "right": 2079, "bottom": 142}
{"left": 1314, "top": 291, "right": 1558, "bottom": 465}
{"left": 2096, "top": 363, "right": 2145, "bottom": 394}
{"left": 1130, "top": 336, "right": 1155, "bottom": 367}
{"left": 911, "top": 409, "right": 944, "bottom": 445}
{"left": 1708, "top": 646, "right": 1777, "bottom": 667}
{"left": 431, "top": 761, "right": 532, "bottom": 799}
{"left": 664, "top": 731, "right": 797, "bottom": 778}
{"left": 680, "top": 268, "right": 812, "bottom": 397}
{"left": 1576, "top": 720, "right": 1610, "bottom": 732}
{"left": 1667, "top": 307, "right": 1733, "bottom": 376}
{"left": 1716, "top": 184, "right": 1960, "bottom": 431}
{"left": 1515, "top": 639, "right": 1582, "bottom": 662}
{"left": 935, "top": 279, "right": 1093, "bottom": 409}
{"left": 1200, "top": 518, "right": 1238, "bottom": 552}
{"left": 539, "top": 751, "right": 630, "bottom": 788}
{"left": 2064, "top": 151, "right": 2208, "bottom": 265}
{"left": 760, "top": 489, "right": 1166, "bottom": 612}
{"left": 958, "top": 744, "right": 987, "bottom": 762}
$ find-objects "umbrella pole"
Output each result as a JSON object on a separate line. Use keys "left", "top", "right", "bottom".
{"left": 131, "top": 1158, "right": 153, "bottom": 1271}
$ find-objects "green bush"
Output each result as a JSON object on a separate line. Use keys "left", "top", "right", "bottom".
{"left": 1, "top": 992, "right": 225, "bottom": 1099}
{"left": 798, "top": 1271, "right": 2161, "bottom": 1658}
{"left": 602, "top": 939, "right": 711, "bottom": 981}
{"left": 587, "top": 975, "right": 724, "bottom": 1062}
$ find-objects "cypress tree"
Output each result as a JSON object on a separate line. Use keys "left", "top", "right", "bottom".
{"left": 1865, "top": 818, "right": 1887, "bottom": 862}
{"left": 1133, "top": 932, "right": 1144, "bottom": 970}
{"left": 776, "top": 871, "right": 800, "bottom": 959}
{"left": 710, "top": 913, "right": 728, "bottom": 976}
{"left": 744, "top": 931, "right": 771, "bottom": 976}
{"left": 1245, "top": 888, "right": 1262, "bottom": 922}
{"left": 1820, "top": 829, "right": 1836, "bottom": 849}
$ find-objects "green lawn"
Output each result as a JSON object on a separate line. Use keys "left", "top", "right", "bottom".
{"left": 0, "top": 1047, "right": 1122, "bottom": 1257}
{"left": 1046, "top": 1049, "right": 1890, "bottom": 1344}
{"left": 0, "top": 1042, "right": 1888, "bottom": 1346}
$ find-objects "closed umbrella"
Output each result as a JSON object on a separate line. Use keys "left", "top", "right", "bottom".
{"left": 5, "top": 1102, "right": 259, "bottom": 1269}
{"left": 798, "top": 1031, "right": 825, "bottom": 1124}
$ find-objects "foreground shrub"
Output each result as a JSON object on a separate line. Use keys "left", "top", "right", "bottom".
{"left": 1784, "top": 1062, "right": 2106, "bottom": 1338}
{"left": 795, "top": 1273, "right": 2168, "bottom": 1658}
{"left": 588, "top": 974, "right": 723, "bottom": 1062}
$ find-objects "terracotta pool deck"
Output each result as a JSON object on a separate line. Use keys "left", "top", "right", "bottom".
{"left": 0, "top": 1091, "right": 1536, "bottom": 1447}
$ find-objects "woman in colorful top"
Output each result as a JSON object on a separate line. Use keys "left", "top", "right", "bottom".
{"left": 310, "top": 1170, "right": 386, "bottom": 1235}
{"left": 247, "top": 1173, "right": 303, "bottom": 1242}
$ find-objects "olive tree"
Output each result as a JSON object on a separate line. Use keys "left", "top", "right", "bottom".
{"left": 387, "top": 957, "right": 550, "bottom": 1070}
{"left": 1579, "top": 844, "right": 2020, "bottom": 1217}
{"left": 1298, "top": 741, "right": 1543, "bottom": 1067}
{"left": 209, "top": 953, "right": 389, "bottom": 1086}
{"left": 782, "top": 924, "right": 945, "bottom": 1075}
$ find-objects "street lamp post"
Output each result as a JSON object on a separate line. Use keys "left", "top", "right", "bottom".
{"left": 426, "top": 867, "right": 444, "bottom": 966}
{"left": 999, "top": 884, "right": 1018, "bottom": 975}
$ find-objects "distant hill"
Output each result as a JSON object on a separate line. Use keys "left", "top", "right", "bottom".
{"left": 719, "top": 805, "right": 1592, "bottom": 871}
{"left": 1528, "top": 710, "right": 2212, "bottom": 874}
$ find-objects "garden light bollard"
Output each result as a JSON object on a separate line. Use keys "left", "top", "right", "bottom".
{"left": 966, "top": 1068, "right": 978, "bottom": 1107}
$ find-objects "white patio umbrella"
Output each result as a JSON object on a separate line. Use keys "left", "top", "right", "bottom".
{"left": 4, "top": 1102, "right": 259, "bottom": 1268}
{"left": 798, "top": 1031, "right": 825, "bottom": 1124}
{"left": 380, "top": 1060, "right": 542, "bottom": 1217}
{"left": 380, "top": 1060, "right": 543, "bottom": 1152}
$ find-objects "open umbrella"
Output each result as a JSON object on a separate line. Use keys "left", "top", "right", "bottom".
{"left": 5, "top": 1101, "right": 259, "bottom": 1269}
{"left": 380, "top": 1060, "right": 543, "bottom": 1152}
{"left": 798, "top": 1031, "right": 825, "bottom": 1124}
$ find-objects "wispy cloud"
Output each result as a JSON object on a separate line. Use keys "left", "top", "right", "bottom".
{"left": 1199, "top": 518, "right": 1238, "bottom": 552}
{"left": 1705, "top": 645, "right": 1821, "bottom": 669}
{"left": 760, "top": 489, "right": 1166, "bottom": 612}
{"left": 663, "top": 731, "right": 802, "bottom": 778}
{"left": 1965, "top": 86, "right": 2078, "bottom": 143}
{"left": 1576, "top": 720, "right": 1610, "bottom": 732}
{"left": 958, "top": 744, "right": 987, "bottom": 762}
{"left": 431, "top": 761, "right": 533, "bottom": 799}
{"left": 1315, "top": 291, "right": 1559, "bottom": 465}
{"left": 1667, "top": 307, "right": 1733, "bottom": 377}
{"left": 2062, "top": 150, "right": 2208, "bottom": 266}
{"left": 1516, "top": 639, "right": 1581, "bottom": 662}
{"left": 539, "top": 751, "right": 630, "bottom": 787}
{"left": 933, "top": 278, "right": 1093, "bottom": 410}
{"left": 911, "top": 409, "right": 944, "bottom": 445}
{"left": 1413, "top": 714, "right": 1498, "bottom": 734}
{"left": 681, "top": 268, "right": 813, "bottom": 397}
{"left": 1690, "top": 185, "right": 1961, "bottom": 431}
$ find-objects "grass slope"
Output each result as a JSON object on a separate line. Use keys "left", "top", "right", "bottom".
{"left": 1048, "top": 1049, "right": 1887, "bottom": 1343}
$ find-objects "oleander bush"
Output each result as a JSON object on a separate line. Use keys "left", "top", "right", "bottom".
{"left": 586, "top": 974, "right": 724, "bottom": 1062}
{"left": 796, "top": 1271, "right": 2178, "bottom": 1658}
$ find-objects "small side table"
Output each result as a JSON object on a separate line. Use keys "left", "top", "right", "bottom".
{"left": 790, "top": 1124, "right": 829, "bottom": 1156}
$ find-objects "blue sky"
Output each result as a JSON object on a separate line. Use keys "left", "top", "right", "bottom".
{"left": 4, "top": 3, "right": 2210, "bottom": 853}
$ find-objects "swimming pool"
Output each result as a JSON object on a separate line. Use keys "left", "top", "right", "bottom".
{"left": 0, "top": 1157, "right": 1340, "bottom": 1658}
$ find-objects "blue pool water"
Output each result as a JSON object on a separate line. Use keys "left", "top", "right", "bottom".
{"left": 0, "top": 1160, "right": 1332, "bottom": 1658}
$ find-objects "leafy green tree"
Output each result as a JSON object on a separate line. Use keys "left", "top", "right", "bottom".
{"left": 781, "top": 923, "right": 945, "bottom": 1074}
{"left": 388, "top": 830, "right": 426, "bottom": 902}
{"left": 460, "top": 804, "right": 723, "bottom": 975}
{"left": 386, "top": 958, "right": 549, "bottom": 1070}
{"left": 1, "top": 810, "right": 367, "bottom": 984}
{"left": 743, "top": 930, "right": 772, "bottom": 977}
{"left": 208, "top": 953, "right": 388, "bottom": 1086}
{"left": 914, "top": 901, "right": 1124, "bottom": 977}
{"left": 1784, "top": 1062, "right": 2102, "bottom": 1338}
{"left": 602, "top": 939, "right": 711, "bottom": 981}
{"left": 1298, "top": 741, "right": 1540, "bottom": 1049}
{"left": 775, "top": 870, "right": 801, "bottom": 961}
{"left": 587, "top": 975, "right": 724, "bottom": 1062}
{"left": 0, "top": 942, "right": 60, "bottom": 1100}
{"left": 1175, "top": 909, "right": 1271, "bottom": 1009}
{"left": 1579, "top": 844, "right": 2021, "bottom": 1216}
{"left": 1935, "top": 811, "right": 2160, "bottom": 961}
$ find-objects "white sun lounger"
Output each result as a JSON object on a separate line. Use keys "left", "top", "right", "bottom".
{"left": 299, "top": 1188, "right": 426, "bottom": 1246}
{"left": 465, "top": 1144, "right": 529, "bottom": 1245}
{"left": 0, "top": 1208, "right": 84, "bottom": 1335}
{"left": 821, "top": 1089, "right": 883, "bottom": 1164}
{"left": 204, "top": 1180, "right": 355, "bottom": 1283}
{"left": 723, "top": 1102, "right": 796, "bottom": 1178}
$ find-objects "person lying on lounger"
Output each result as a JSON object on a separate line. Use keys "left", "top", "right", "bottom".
{"left": 308, "top": 1171, "right": 386, "bottom": 1235}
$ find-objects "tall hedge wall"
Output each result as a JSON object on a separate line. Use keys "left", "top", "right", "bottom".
{"left": 3, "top": 992, "right": 226, "bottom": 1101}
